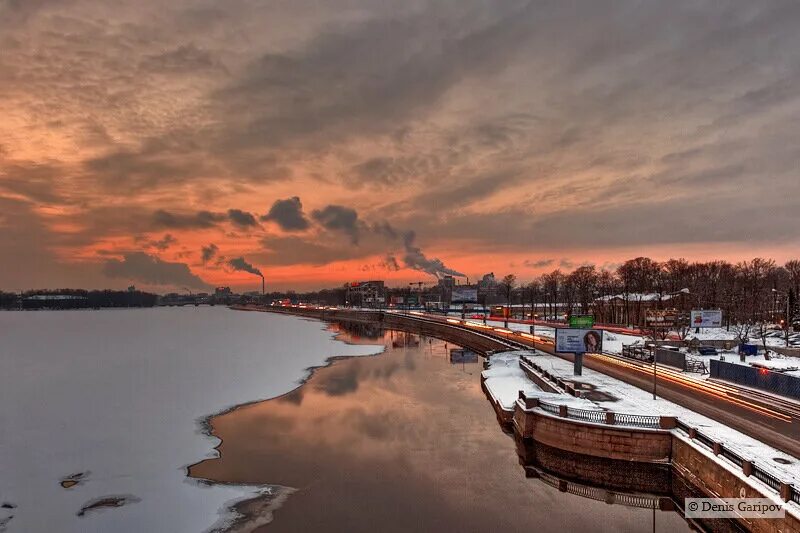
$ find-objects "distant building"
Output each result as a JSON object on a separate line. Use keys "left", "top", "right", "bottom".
{"left": 211, "top": 286, "right": 236, "bottom": 305}
{"left": 437, "top": 276, "right": 455, "bottom": 305}
{"left": 22, "top": 294, "right": 89, "bottom": 310}
{"left": 593, "top": 290, "right": 695, "bottom": 326}
{"left": 451, "top": 285, "right": 479, "bottom": 305}
{"left": 477, "top": 272, "right": 502, "bottom": 305}
{"left": 346, "top": 281, "right": 385, "bottom": 308}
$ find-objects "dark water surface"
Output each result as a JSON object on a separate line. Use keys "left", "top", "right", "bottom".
{"left": 191, "top": 323, "right": 692, "bottom": 532}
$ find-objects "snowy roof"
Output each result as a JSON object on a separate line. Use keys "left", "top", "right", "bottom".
{"left": 595, "top": 292, "right": 680, "bottom": 302}
{"left": 24, "top": 294, "right": 88, "bottom": 300}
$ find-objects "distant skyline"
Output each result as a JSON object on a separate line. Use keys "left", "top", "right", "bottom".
{"left": 2, "top": 1, "right": 800, "bottom": 292}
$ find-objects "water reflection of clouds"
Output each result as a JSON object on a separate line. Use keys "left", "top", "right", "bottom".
{"left": 192, "top": 329, "right": 691, "bottom": 532}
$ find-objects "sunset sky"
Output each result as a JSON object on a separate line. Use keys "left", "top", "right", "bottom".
{"left": 2, "top": 1, "right": 799, "bottom": 292}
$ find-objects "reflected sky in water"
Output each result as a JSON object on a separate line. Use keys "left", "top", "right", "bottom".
{"left": 192, "top": 326, "right": 690, "bottom": 533}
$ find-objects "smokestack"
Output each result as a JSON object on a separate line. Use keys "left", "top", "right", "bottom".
{"left": 262, "top": 276, "right": 265, "bottom": 295}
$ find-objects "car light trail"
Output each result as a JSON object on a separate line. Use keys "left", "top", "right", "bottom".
{"left": 423, "top": 312, "right": 795, "bottom": 423}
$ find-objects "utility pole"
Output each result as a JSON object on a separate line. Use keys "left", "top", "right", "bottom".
{"left": 652, "top": 326, "right": 660, "bottom": 400}
{"left": 653, "top": 347, "right": 658, "bottom": 400}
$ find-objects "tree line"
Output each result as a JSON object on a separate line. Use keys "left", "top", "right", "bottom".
{"left": 497, "top": 257, "right": 800, "bottom": 329}
{"left": 0, "top": 289, "right": 159, "bottom": 309}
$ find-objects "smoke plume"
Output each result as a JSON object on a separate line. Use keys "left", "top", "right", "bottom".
{"left": 228, "top": 257, "right": 263, "bottom": 278}
{"left": 402, "top": 231, "right": 465, "bottom": 279}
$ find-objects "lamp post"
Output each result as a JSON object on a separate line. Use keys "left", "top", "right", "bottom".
{"left": 653, "top": 343, "right": 658, "bottom": 400}
{"left": 773, "top": 288, "right": 792, "bottom": 347}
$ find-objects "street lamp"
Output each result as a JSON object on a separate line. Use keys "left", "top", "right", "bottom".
{"left": 772, "top": 288, "right": 792, "bottom": 347}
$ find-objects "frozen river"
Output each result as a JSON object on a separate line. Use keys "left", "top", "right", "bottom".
{"left": 0, "top": 307, "right": 383, "bottom": 532}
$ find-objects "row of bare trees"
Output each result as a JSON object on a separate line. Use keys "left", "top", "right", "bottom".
{"left": 498, "top": 257, "right": 800, "bottom": 333}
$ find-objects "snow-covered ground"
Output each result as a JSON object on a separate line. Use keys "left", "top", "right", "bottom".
{"left": 0, "top": 307, "right": 383, "bottom": 533}
{"left": 449, "top": 313, "right": 800, "bottom": 379}
{"left": 483, "top": 319, "right": 556, "bottom": 339}
{"left": 481, "top": 351, "right": 597, "bottom": 410}
{"left": 482, "top": 318, "right": 646, "bottom": 357}
{"left": 687, "top": 327, "right": 800, "bottom": 348}
{"left": 600, "top": 331, "right": 644, "bottom": 354}
{"left": 528, "top": 352, "right": 800, "bottom": 485}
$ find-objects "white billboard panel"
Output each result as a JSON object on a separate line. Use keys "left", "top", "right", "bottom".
{"left": 451, "top": 287, "right": 478, "bottom": 303}
{"left": 691, "top": 310, "right": 723, "bottom": 328}
{"left": 555, "top": 328, "right": 603, "bottom": 354}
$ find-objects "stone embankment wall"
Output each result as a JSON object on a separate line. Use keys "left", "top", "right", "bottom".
{"left": 248, "top": 305, "right": 800, "bottom": 532}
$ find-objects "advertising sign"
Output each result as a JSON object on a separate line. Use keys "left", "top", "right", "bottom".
{"left": 691, "top": 309, "right": 723, "bottom": 328}
{"left": 569, "top": 315, "right": 595, "bottom": 328}
{"left": 555, "top": 328, "right": 603, "bottom": 354}
{"left": 645, "top": 309, "right": 679, "bottom": 328}
{"left": 451, "top": 287, "right": 478, "bottom": 303}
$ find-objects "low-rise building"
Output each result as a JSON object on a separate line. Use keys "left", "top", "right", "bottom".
{"left": 346, "top": 281, "right": 385, "bottom": 308}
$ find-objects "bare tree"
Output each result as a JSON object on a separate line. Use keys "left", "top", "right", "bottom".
{"left": 786, "top": 260, "right": 800, "bottom": 297}
{"left": 500, "top": 274, "right": 517, "bottom": 327}
{"left": 540, "top": 270, "right": 564, "bottom": 321}
{"left": 568, "top": 265, "right": 598, "bottom": 315}
{"left": 526, "top": 280, "right": 541, "bottom": 321}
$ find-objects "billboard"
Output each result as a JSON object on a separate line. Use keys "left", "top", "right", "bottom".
{"left": 691, "top": 309, "right": 723, "bottom": 328}
{"left": 645, "top": 309, "right": 680, "bottom": 328}
{"left": 555, "top": 328, "right": 604, "bottom": 354}
{"left": 451, "top": 287, "right": 478, "bottom": 303}
{"left": 569, "top": 315, "right": 595, "bottom": 328}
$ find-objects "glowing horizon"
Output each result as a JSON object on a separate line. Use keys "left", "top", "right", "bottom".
{"left": 2, "top": 2, "right": 799, "bottom": 293}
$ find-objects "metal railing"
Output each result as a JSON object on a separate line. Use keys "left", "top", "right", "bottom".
{"left": 673, "top": 420, "right": 795, "bottom": 503}
{"left": 529, "top": 400, "right": 799, "bottom": 504}
{"left": 566, "top": 406, "right": 606, "bottom": 424}
{"left": 752, "top": 468, "right": 782, "bottom": 492}
{"left": 535, "top": 469, "right": 661, "bottom": 510}
{"left": 614, "top": 413, "right": 661, "bottom": 429}
{"left": 539, "top": 402, "right": 560, "bottom": 416}
{"left": 720, "top": 448, "right": 744, "bottom": 468}
{"left": 534, "top": 400, "right": 663, "bottom": 429}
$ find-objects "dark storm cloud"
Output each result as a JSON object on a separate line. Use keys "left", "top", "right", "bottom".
{"left": 103, "top": 251, "right": 207, "bottom": 288}
{"left": 311, "top": 205, "right": 360, "bottom": 244}
{"left": 524, "top": 259, "right": 555, "bottom": 269}
{"left": 261, "top": 197, "right": 309, "bottom": 231}
{"left": 138, "top": 234, "right": 176, "bottom": 251}
{"left": 226, "top": 208, "right": 258, "bottom": 228}
{"left": 201, "top": 243, "right": 218, "bottom": 263}
{"left": 152, "top": 209, "right": 226, "bottom": 229}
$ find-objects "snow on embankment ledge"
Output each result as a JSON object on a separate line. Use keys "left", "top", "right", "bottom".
{"left": 481, "top": 350, "right": 598, "bottom": 411}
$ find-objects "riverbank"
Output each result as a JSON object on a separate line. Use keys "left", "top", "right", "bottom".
{"left": 0, "top": 307, "right": 385, "bottom": 532}
{"left": 190, "top": 323, "right": 689, "bottom": 532}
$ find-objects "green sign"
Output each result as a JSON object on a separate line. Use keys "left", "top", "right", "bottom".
{"left": 569, "top": 315, "right": 595, "bottom": 328}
